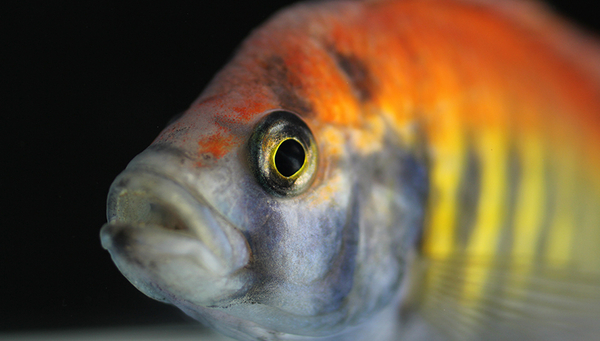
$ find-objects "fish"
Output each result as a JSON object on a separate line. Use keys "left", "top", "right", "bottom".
{"left": 99, "top": 0, "right": 600, "bottom": 340}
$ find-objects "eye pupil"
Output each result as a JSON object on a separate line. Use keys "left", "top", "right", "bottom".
{"left": 275, "top": 139, "right": 305, "bottom": 177}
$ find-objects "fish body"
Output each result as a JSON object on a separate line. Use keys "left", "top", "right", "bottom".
{"left": 100, "top": 0, "right": 600, "bottom": 340}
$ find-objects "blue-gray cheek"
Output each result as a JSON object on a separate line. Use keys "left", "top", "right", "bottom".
{"left": 238, "top": 192, "right": 358, "bottom": 315}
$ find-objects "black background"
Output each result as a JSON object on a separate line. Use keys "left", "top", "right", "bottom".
{"left": 3, "top": 0, "right": 599, "bottom": 333}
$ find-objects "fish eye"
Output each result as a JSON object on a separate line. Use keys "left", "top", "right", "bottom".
{"left": 249, "top": 111, "right": 317, "bottom": 196}
{"left": 274, "top": 138, "right": 305, "bottom": 177}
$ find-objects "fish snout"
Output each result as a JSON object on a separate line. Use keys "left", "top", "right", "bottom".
{"left": 100, "top": 169, "right": 250, "bottom": 306}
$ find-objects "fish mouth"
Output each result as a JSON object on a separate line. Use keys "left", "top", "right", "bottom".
{"left": 100, "top": 168, "right": 250, "bottom": 306}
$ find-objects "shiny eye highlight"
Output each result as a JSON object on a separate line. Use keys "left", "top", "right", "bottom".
{"left": 249, "top": 111, "right": 317, "bottom": 196}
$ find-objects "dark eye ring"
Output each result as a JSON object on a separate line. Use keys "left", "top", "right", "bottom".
{"left": 249, "top": 111, "right": 317, "bottom": 196}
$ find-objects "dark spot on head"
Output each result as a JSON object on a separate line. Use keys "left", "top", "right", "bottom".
{"left": 329, "top": 48, "right": 374, "bottom": 102}
{"left": 263, "top": 55, "right": 313, "bottom": 117}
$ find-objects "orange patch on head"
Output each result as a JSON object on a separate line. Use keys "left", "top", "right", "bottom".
{"left": 231, "top": 97, "right": 271, "bottom": 123}
{"left": 196, "top": 126, "right": 241, "bottom": 167}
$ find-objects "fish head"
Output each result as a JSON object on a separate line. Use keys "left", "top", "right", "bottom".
{"left": 100, "top": 94, "right": 426, "bottom": 339}
{"left": 100, "top": 14, "right": 428, "bottom": 337}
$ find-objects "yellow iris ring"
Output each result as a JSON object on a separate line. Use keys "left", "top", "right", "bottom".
{"left": 270, "top": 137, "right": 308, "bottom": 180}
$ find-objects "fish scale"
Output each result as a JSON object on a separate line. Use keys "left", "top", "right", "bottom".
{"left": 100, "top": 0, "right": 600, "bottom": 340}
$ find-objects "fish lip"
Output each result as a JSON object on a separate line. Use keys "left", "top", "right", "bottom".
{"left": 102, "top": 167, "right": 250, "bottom": 276}
{"left": 106, "top": 168, "right": 203, "bottom": 235}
